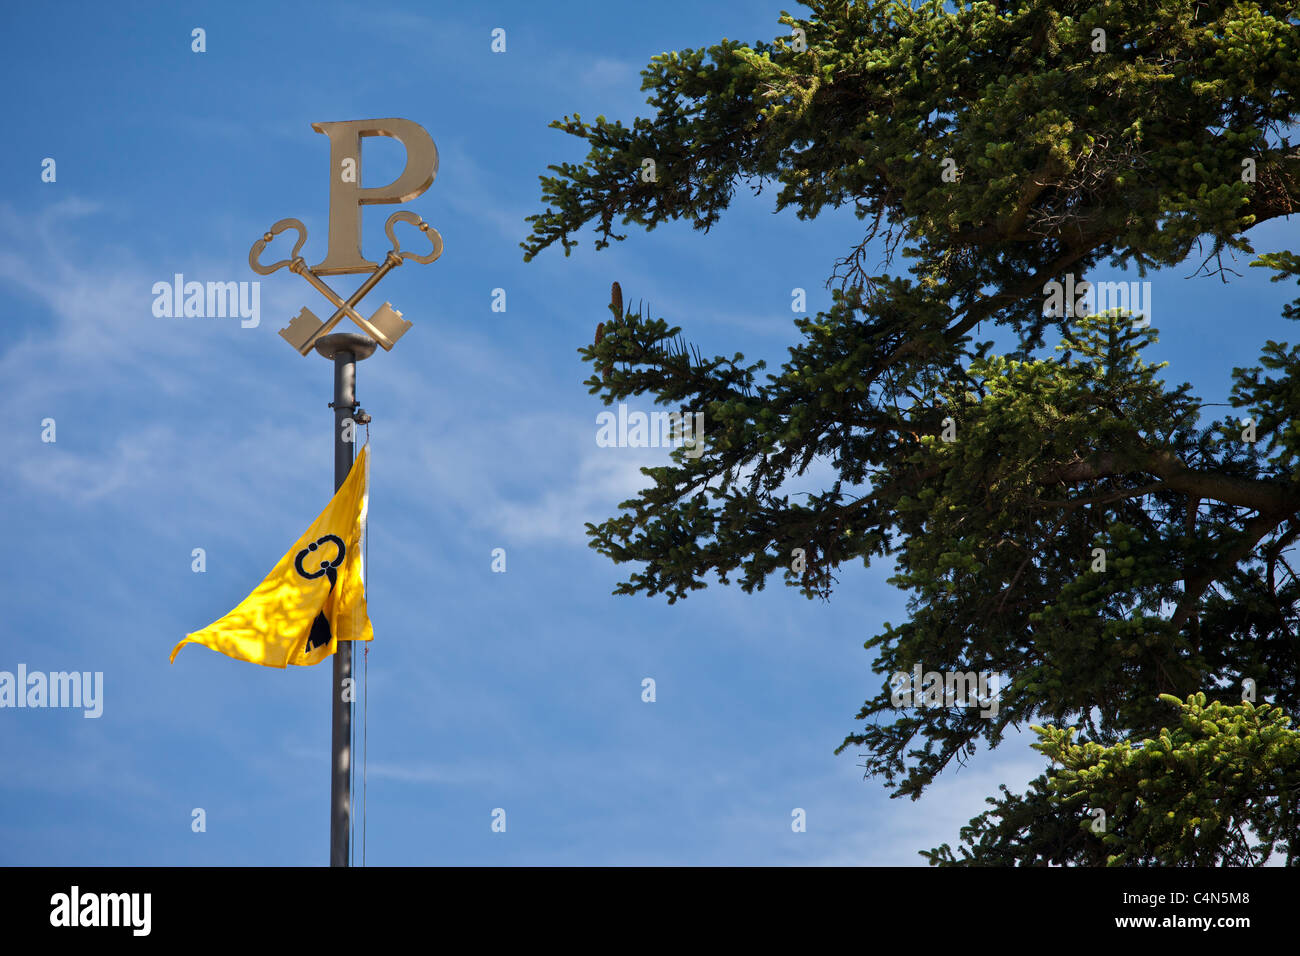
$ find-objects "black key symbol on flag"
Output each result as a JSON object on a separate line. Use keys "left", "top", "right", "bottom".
{"left": 294, "top": 535, "right": 347, "bottom": 651}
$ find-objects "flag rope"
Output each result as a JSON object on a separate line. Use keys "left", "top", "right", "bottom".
{"left": 361, "top": 422, "right": 370, "bottom": 866}
{"left": 363, "top": 639, "right": 369, "bottom": 866}
{"left": 349, "top": 426, "right": 371, "bottom": 867}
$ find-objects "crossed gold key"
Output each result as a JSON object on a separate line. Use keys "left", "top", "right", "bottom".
{"left": 250, "top": 210, "right": 443, "bottom": 356}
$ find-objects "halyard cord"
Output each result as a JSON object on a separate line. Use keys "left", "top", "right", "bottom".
{"left": 349, "top": 426, "right": 371, "bottom": 866}
{"left": 362, "top": 424, "right": 369, "bottom": 866}
{"left": 349, "top": 435, "right": 357, "bottom": 867}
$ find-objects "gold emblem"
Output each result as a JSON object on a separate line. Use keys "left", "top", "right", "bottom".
{"left": 249, "top": 119, "right": 443, "bottom": 355}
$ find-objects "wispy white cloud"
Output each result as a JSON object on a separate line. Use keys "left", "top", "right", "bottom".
{"left": 579, "top": 57, "right": 642, "bottom": 92}
{"left": 364, "top": 761, "right": 503, "bottom": 786}
{"left": 431, "top": 139, "right": 534, "bottom": 247}
{"left": 809, "top": 741, "right": 1046, "bottom": 866}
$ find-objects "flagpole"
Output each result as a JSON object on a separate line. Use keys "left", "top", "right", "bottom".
{"left": 316, "top": 331, "right": 376, "bottom": 867}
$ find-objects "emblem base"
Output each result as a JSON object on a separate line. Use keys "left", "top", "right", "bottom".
{"left": 313, "top": 333, "right": 378, "bottom": 361}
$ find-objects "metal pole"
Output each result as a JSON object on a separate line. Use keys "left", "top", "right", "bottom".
{"left": 315, "top": 332, "right": 377, "bottom": 867}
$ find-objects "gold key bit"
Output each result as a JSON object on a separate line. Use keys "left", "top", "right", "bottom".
{"left": 366, "top": 303, "right": 412, "bottom": 347}
{"left": 280, "top": 306, "right": 324, "bottom": 352}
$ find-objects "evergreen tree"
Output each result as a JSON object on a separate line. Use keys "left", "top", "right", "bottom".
{"left": 524, "top": 0, "right": 1300, "bottom": 864}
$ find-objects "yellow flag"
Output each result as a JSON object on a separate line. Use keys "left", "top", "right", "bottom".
{"left": 171, "top": 445, "right": 372, "bottom": 668}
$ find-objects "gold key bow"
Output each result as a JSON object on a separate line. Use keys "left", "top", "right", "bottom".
{"left": 249, "top": 211, "right": 443, "bottom": 356}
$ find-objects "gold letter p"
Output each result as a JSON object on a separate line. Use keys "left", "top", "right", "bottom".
{"left": 311, "top": 118, "right": 438, "bottom": 275}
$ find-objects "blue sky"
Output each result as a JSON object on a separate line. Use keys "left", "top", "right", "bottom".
{"left": 1, "top": 1, "right": 1296, "bottom": 865}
